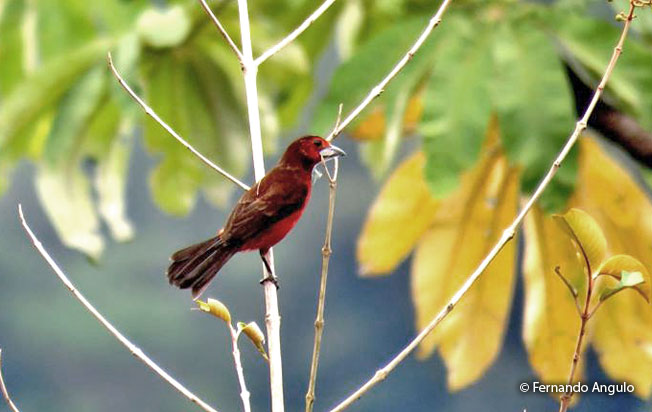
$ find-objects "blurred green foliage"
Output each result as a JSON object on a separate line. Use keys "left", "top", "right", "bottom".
{"left": 2, "top": 0, "right": 652, "bottom": 258}
{"left": 315, "top": 0, "right": 652, "bottom": 211}
{"left": 0, "top": 0, "right": 338, "bottom": 257}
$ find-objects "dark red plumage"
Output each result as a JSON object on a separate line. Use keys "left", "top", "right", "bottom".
{"left": 166, "top": 135, "right": 345, "bottom": 298}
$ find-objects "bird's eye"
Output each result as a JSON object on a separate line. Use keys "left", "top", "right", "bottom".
{"left": 313, "top": 139, "right": 323, "bottom": 147}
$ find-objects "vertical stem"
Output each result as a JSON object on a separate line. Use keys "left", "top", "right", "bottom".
{"left": 559, "top": 265, "right": 594, "bottom": 412}
{"left": 237, "top": 1, "right": 285, "bottom": 411}
{"left": 305, "top": 160, "right": 339, "bottom": 412}
{"left": 229, "top": 327, "right": 251, "bottom": 412}
{"left": 237, "top": 0, "right": 265, "bottom": 181}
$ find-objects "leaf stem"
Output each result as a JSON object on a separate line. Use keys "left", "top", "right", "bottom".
{"left": 554, "top": 266, "right": 582, "bottom": 317}
{"left": 107, "top": 53, "right": 250, "bottom": 192}
{"left": 329, "top": 2, "right": 638, "bottom": 410}
{"left": 0, "top": 349, "right": 20, "bottom": 412}
{"left": 18, "top": 205, "right": 220, "bottom": 412}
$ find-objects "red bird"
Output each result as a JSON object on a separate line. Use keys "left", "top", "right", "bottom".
{"left": 167, "top": 135, "right": 345, "bottom": 298}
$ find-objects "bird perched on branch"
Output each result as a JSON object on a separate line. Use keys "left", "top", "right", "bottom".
{"left": 167, "top": 135, "right": 345, "bottom": 299}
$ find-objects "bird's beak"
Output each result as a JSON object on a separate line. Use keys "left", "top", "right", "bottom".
{"left": 319, "top": 145, "right": 346, "bottom": 159}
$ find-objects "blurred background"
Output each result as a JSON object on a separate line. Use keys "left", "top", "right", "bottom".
{"left": 2, "top": 0, "right": 652, "bottom": 411}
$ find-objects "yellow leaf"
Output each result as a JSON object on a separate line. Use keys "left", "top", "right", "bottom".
{"left": 35, "top": 165, "right": 104, "bottom": 260}
{"left": 351, "top": 106, "right": 385, "bottom": 141}
{"left": 552, "top": 208, "right": 608, "bottom": 275}
{"left": 196, "top": 298, "right": 232, "bottom": 324}
{"left": 351, "top": 95, "right": 424, "bottom": 141}
{"left": 596, "top": 255, "right": 651, "bottom": 304}
{"left": 411, "top": 135, "right": 519, "bottom": 390}
{"left": 357, "top": 151, "right": 439, "bottom": 275}
{"left": 522, "top": 206, "right": 586, "bottom": 388}
{"left": 402, "top": 94, "right": 424, "bottom": 135}
{"left": 573, "top": 136, "right": 652, "bottom": 398}
{"left": 591, "top": 291, "right": 652, "bottom": 398}
{"left": 239, "top": 321, "right": 268, "bottom": 361}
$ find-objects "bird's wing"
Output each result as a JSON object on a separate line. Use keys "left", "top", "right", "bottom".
{"left": 222, "top": 170, "right": 308, "bottom": 244}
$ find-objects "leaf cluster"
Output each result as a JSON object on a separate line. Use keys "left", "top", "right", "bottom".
{"left": 317, "top": 0, "right": 652, "bottom": 211}
{"left": 0, "top": 0, "right": 334, "bottom": 257}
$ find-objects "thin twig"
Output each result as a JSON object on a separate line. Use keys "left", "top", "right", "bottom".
{"left": 107, "top": 53, "right": 250, "bottom": 192}
{"left": 229, "top": 325, "right": 251, "bottom": 412}
{"left": 197, "top": 0, "right": 244, "bottom": 64}
{"left": 559, "top": 258, "right": 595, "bottom": 411}
{"left": 325, "top": 0, "right": 454, "bottom": 141}
{"left": 329, "top": 2, "right": 638, "bottom": 410}
{"left": 235, "top": 0, "right": 285, "bottom": 410}
{"left": 305, "top": 105, "right": 342, "bottom": 411}
{"left": 18, "top": 205, "right": 220, "bottom": 412}
{"left": 254, "top": 0, "right": 338, "bottom": 66}
{"left": 554, "top": 266, "right": 582, "bottom": 317}
{"left": 0, "top": 349, "right": 20, "bottom": 412}
{"left": 305, "top": 155, "right": 339, "bottom": 412}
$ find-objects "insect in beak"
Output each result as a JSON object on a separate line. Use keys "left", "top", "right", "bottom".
{"left": 319, "top": 145, "right": 346, "bottom": 159}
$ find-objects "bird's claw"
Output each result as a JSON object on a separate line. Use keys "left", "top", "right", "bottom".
{"left": 260, "top": 274, "right": 280, "bottom": 289}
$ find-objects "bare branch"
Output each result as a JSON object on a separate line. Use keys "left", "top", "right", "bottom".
{"left": 18, "top": 205, "right": 220, "bottom": 412}
{"left": 325, "top": 0, "right": 454, "bottom": 141}
{"left": 197, "top": 0, "right": 244, "bottom": 63}
{"left": 255, "top": 0, "right": 338, "bottom": 66}
{"left": 106, "top": 53, "right": 250, "bottom": 192}
{"left": 0, "top": 349, "right": 20, "bottom": 412}
{"left": 229, "top": 325, "right": 251, "bottom": 412}
{"left": 329, "top": 2, "right": 639, "bottom": 410}
{"left": 305, "top": 156, "right": 339, "bottom": 412}
{"left": 235, "top": 0, "right": 285, "bottom": 409}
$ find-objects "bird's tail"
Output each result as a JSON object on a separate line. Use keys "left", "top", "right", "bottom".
{"left": 166, "top": 235, "right": 236, "bottom": 299}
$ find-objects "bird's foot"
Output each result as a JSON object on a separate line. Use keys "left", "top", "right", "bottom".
{"left": 260, "top": 274, "right": 280, "bottom": 289}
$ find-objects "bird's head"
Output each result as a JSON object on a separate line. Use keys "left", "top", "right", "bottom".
{"left": 280, "top": 135, "right": 346, "bottom": 170}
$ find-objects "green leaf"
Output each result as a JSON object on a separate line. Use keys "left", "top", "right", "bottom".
{"left": 0, "top": 38, "right": 113, "bottom": 150}
{"left": 596, "top": 254, "right": 651, "bottom": 304}
{"left": 34, "top": 0, "right": 97, "bottom": 60}
{"left": 110, "top": 33, "right": 142, "bottom": 112}
{"left": 334, "top": 0, "right": 365, "bottom": 60}
{"left": 44, "top": 65, "right": 106, "bottom": 166}
{"left": 492, "top": 20, "right": 576, "bottom": 212}
{"left": 95, "top": 122, "right": 134, "bottom": 242}
{"left": 552, "top": 208, "right": 608, "bottom": 274}
{"left": 620, "top": 271, "right": 645, "bottom": 288}
{"left": 314, "top": 16, "right": 437, "bottom": 136}
{"left": 420, "top": 18, "right": 492, "bottom": 197}
{"left": 141, "top": 45, "right": 250, "bottom": 214}
{"left": 600, "top": 271, "right": 645, "bottom": 303}
{"left": 136, "top": 5, "right": 191, "bottom": 49}
{"left": 150, "top": 155, "right": 202, "bottom": 216}
{"left": 552, "top": 13, "right": 652, "bottom": 130}
{"left": 359, "top": 87, "right": 409, "bottom": 178}
{"left": 0, "top": 0, "right": 25, "bottom": 95}
{"left": 35, "top": 165, "right": 104, "bottom": 260}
